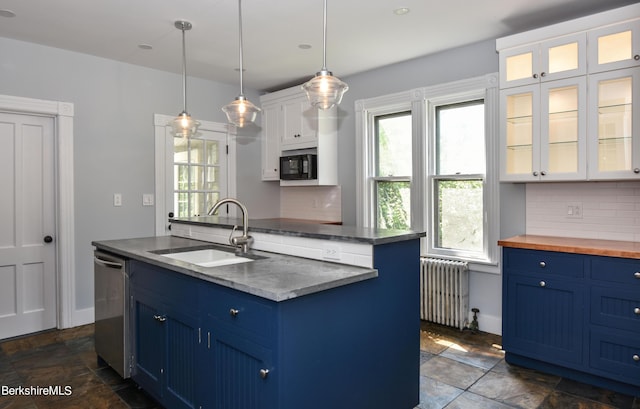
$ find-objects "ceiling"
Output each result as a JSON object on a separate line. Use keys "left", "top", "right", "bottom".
{"left": 0, "top": 0, "right": 637, "bottom": 92}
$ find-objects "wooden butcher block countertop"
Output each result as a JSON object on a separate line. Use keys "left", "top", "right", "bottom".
{"left": 498, "top": 235, "right": 640, "bottom": 260}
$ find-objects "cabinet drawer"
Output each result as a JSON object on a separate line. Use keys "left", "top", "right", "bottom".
{"left": 590, "top": 257, "right": 640, "bottom": 287}
{"left": 503, "top": 248, "right": 584, "bottom": 278}
{"left": 590, "top": 286, "right": 640, "bottom": 332}
{"left": 202, "top": 284, "right": 274, "bottom": 341}
{"left": 131, "top": 261, "right": 199, "bottom": 310}
{"left": 589, "top": 327, "right": 640, "bottom": 386}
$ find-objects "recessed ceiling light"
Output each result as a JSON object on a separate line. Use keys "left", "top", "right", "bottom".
{"left": 0, "top": 9, "right": 16, "bottom": 18}
{"left": 298, "top": 44, "right": 312, "bottom": 50}
{"left": 393, "top": 7, "right": 410, "bottom": 16}
{"left": 138, "top": 44, "right": 153, "bottom": 50}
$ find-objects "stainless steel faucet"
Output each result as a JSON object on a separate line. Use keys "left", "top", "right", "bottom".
{"left": 208, "top": 198, "right": 253, "bottom": 253}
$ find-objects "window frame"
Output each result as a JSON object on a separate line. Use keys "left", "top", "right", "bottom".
{"left": 356, "top": 74, "right": 499, "bottom": 272}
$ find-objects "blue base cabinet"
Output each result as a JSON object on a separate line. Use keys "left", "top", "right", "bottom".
{"left": 502, "top": 248, "right": 640, "bottom": 396}
{"left": 131, "top": 239, "right": 421, "bottom": 409}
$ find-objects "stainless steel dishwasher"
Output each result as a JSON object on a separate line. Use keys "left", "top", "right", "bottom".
{"left": 94, "top": 250, "right": 130, "bottom": 378}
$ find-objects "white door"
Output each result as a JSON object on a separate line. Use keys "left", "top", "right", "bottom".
{"left": 0, "top": 112, "right": 56, "bottom": 339}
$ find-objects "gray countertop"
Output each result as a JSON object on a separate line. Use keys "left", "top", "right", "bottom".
{"left": 170, "top": 216, "right": 426, "bottom": 244}
{"left": 92, "top": 236, "right": 378, "bottom": 302}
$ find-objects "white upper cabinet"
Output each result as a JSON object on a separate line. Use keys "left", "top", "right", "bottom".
{"left": 281, "top": 96, "right": 319, "bottom": 150}
{"left": 260, "top": 102, "right": 281, "bottom": 181}
{"left": 500, "top": 77, "right": 587, "bottom": 181}
{"left": 588, "top": 20, "right": 640, "bottom": 73}
{"left": 499, "top": 33, "right": 586, "bottom": 89}
{"left": 498, "top": 3, "right": 640, "bottom": 182}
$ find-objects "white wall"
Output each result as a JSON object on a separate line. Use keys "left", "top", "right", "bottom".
{"left": 0, "top": 36, "right": 277, "bottom": 326}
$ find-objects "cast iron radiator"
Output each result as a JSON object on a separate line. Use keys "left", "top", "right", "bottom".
{"left": 420, "top": 257, "right": 469, "bottom": 330}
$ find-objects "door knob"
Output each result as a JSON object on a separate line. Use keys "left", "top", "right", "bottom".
{"left": 43, "top": 235, "right": 53, "bottom": 243}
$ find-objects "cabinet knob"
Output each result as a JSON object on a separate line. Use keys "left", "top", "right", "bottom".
{"left": 153, "top": 315, "right": 166, "bottom": 322}
{"left": 540, "top": 72, "right": 546, "bottom": 77}
{"left": 259, "top": 369, "right": 270, "bottom": 379}
{"left": 635, "top": 272, "right": 640, "bottom": 279}
{"left": 634, "top": 307, "right": 640, "bottom": 315}
{"left": 633, "top": 168, "right": 640, "bottom": 174}
{"left": 540, "top": 171, "right": 546, "bottom": 176}
{"left": 633, "top": 355, "right": 640, "bottom": 362}
{"left": 533, "top": 73, "right": 539, "bottom": 79}
{"left": 539, "top": 281, "right": 546, "bottom": 287}
{"left": 229, "top": 308, "right": 240, "bottom": 317}
{"left": 539, "top": 261, "right": 546, "bottom": 268}
{"left": 634, "top": 55, "right": 640, "bottom": 61}
{"left": 533, "top": 171, "right": 539, "bottom": 176}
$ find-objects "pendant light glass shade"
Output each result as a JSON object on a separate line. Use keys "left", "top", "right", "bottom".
{"left": 223, "top": 0, "right": 261, "bottom": 127}
{"left": 170, "top": 20, "right": 200, "bottom": 138}
{"left": 302, "top": 0, "right": 348, "bottom": 110}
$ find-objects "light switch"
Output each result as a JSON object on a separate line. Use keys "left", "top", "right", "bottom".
{"left": 114, "top": 193, "right": 122, "bottom": 207}
{"left": 143, "top": 194, "right": 154, "bottom": 206}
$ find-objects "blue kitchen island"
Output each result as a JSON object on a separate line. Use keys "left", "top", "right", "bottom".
{"left": 93, "top": 218, "right": 424, "bottom": 409}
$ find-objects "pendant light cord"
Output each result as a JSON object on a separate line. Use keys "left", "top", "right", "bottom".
{"left": 238, "top": 0, "right": 245, "bottom": 97}
{"left": 181, "top": 23, "right": 188, "bottom": 113}
{"left": 321, "top": 0, "right": 328, "bottom": 71}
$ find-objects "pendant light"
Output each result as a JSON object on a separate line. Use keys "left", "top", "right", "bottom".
{"left": 170, "top": 20, "right": 200, "bottom": 138}
{"left": 222, "top": 0, "right": 261, "bottom": 128}
{"left": 302, "top": 0, "right": 348, "bottom": 110}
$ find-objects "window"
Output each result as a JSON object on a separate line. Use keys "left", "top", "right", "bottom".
{"left": 173, "top": 135, "right": 224, "bottom": 217}
{"left": 154, "top": 115, "right": 236, "bottom": 236}
{"left": 432, "top": 100, "right": 486, "bottom": 258}
{"left": 356, "top": 74, "right": 499, "bottom": 270}
{"left": 374, "top": 112, "right": 412, "bottom": 229}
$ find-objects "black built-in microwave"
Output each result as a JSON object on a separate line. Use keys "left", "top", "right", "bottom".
{"left": 280, "top": 154, "right": 317, "bottom": 180}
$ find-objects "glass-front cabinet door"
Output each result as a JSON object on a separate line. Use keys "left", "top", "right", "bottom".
{"left": 500, "top": 85, "right": 540, "bottom": 181}
{"left": 588, "top": 20, "right": 640, "bottom": 73}
{"left": 499, "top": 33, "right": 586, "bottom": 88}
{"left": 588, "top": 68, "right": 640, "bottom": 179}
{"left": 540, "top": 77, "right": 587, "bottom": 180}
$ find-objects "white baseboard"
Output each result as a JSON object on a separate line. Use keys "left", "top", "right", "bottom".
{"left": 62, "top": 306, "right": 94, "bottom": 329}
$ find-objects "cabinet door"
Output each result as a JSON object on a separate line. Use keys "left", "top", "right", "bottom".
{"left": 163, "top": 305, "right": 200, "bottom": 409}
{"left": 500, "top": 44, "right": 540, "bottom": 88}
{"left": 261, "top": 103, "right": 281, "bottom": 181}
{"left": 281, "top": 98, "right": 317, "bottom": 150}
{"left": 504, "top": 274, "right": 584, "bottom": 367}
{"left": 587, "top": 68, "right": 640, "bottom": 180}
{"left": 500, "top": 85, "right": 541, "bottom": 181}
{"left": 588, "top": 20, "right": 640, "bottom": 73}
{"left": 132, "top": 289, "right": 165, "bottom": 400}
{"left": 539, "top": 77, "right": 587, "bottom": 180}
{"left": 202, "top": 326, "right": 276, "bottom": 409}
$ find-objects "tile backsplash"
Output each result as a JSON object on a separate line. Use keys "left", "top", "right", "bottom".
{"left": 526, "top": 181, "right": 640, "bottom": 242}
{"left": 280, "top": 186, "right": 342, "bottom": 223}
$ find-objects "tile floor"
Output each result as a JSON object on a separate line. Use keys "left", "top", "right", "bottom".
{"left": 0, "top": 322, "right": 638, "bottom": 408}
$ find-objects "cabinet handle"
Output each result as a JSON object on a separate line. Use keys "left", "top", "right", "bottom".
{"left": 229, "top": 308, "right": 240, "bottom": 317}
{"left": 539, "top": 261, "right": 546, "bottom": 268}
{"left": 259, "top": 369, "right": 270, "bottom": 379}
{"left": 634, "top": 308, "right": 640, "bottom": 315}
{"left": 153, "top": 315, "right": 166, "bottom": 322}
{"left": 633, "top": 355, "right": 640, "bottom": 362}
{"left": 539, "top": 281, "right": 546, "bottom": 287}
{"left": 634, "top": 272, "right": 640, "bottom": 279}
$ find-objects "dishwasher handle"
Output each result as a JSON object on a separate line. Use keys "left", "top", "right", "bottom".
{"left": 94, "top": 256, "right": 124, "bottom": 269}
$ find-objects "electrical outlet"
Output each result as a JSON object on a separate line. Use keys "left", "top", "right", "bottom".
{"left": 114, "top": 193, "right": 122, "bottom": 207}
{"left": 566, "top": 202, "right": 582, "bottom": 219}
{"left": 322, "top": 243, "right": 341, "bottom": 260}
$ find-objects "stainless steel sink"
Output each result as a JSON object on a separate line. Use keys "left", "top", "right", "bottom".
{"left": 153, "top": 247, "right": 255, "bottom": 267}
